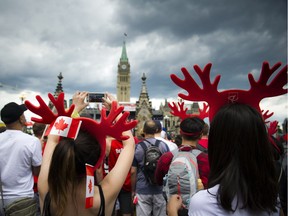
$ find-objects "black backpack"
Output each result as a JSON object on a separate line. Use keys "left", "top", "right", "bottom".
{"left": 139, "top": 139, "right": 163, "bottom": 185}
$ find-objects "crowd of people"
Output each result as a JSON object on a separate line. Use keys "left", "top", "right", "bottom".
{"left": 0, "top": 89, "right": 287, "bottom": 216}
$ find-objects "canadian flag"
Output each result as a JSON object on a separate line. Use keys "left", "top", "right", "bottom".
{"left": 85, "top": 164, "right": 95, "bottom": 208}
{"left": 46, "top": 116, "right": 82, "bottom": 139}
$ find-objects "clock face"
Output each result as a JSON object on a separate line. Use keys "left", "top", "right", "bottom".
{"left": 121, "top": 64, "right": 127, "bottom": 70}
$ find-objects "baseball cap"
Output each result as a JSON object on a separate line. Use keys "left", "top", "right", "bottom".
{"left": 1, "top": 102, "right": 27, "bottom": 124}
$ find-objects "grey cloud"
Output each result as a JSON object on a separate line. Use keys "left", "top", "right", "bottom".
{"left": 0, "top": 0, "right": 286, "bottom": 107}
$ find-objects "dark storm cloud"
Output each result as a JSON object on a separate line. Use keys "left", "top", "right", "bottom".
{"left": 115, "top": 0, "right": 287, "bottom": 98}
{"left": 0, "top": 0, "right": 286, "bottom": 118}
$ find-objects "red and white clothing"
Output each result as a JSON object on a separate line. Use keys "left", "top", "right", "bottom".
{"left": 108, "top": 139, "right": 131, "bottom": 191}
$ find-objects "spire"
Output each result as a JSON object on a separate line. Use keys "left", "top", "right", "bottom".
{"left": 54, "top": 72, "right": 64, "bottom": 97}
{"left": 141, "top": 73, "right": 147, "bottom": 94}
{"left": 49, "top": 72, "right": 65, "bottom": 109}
{"left": 120, "top": 41, "right": 128, "bottom": 62}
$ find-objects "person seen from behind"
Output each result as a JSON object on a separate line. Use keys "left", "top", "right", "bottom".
{"left": 167, "top": 103, "right": 281, "bottom": 216}
{"left": 0, "top": 102, "right": 42, "bottom": 215}
{"left": 25, "top": 91, "right": 137, "bottom": 216}
{"left": 154, "top": 120, "right": 178, "bottom": 151}
{"left": 131, "top": 119, "right": 169, "bottom": 216}
{"left": 155, "top": 116, "right": 210, "bottom": 215}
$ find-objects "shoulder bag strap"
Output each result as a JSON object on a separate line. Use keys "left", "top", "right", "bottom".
{"left": 139, "top": 141, "right": 148, "bottom": 152}
{"left": 154, "top": 139, "right": 160, "bottom": 147}
{"left": 191, "top": 149, "right": 202, "bottom": 178}
{"left": 97, "top": 185, "right": 105, "bottom": 216}
{"left": 192, "top": 149, "right": 202, "bottom": 157}
{"left": 0, "top": 168, "right": 6, "bottom": 213}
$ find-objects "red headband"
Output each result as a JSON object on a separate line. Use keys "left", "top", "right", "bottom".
{"left": 180, "top": 129, "right": 202, "bottom": 137}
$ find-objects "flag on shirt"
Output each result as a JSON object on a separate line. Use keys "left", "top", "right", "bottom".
{"left": 46, "top": 116, "right": 82, "bottom": 139}
{"left": 85, "top": 164, "right": 95, "bottom": 208}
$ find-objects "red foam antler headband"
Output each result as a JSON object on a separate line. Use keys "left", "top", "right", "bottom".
{"left": 168, "top": 101, "right": 209, "bottom": 120}
{"left": 25, "top": 92, "right": 138, "bottom": 170}
{"left": 170, "top": 61, "right": 287, "bottom": 121}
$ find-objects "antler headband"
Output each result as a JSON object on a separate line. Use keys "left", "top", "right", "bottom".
{"left": 170, "top": 61, "right": 287, "bottom": 121}
{"left": 25, "top": 92, "right": 138, "bottom": 170}
{"left": 168, "top": 101, "right": 209, "bottom": 120}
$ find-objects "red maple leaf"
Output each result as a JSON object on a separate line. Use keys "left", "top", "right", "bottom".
{"left": 88, "top": 179, "right": 93, "bottom": 193}
{"left": 54, "top": 118, "right": 69, "bottom": 134}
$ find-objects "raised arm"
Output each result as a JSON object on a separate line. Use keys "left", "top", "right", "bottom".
{"left": 37, "top": 134, "right": 60, "bottom": 211}
{"left": 72, "top": 91, "right": 89, "bottom": 116}
{"left": 101, "top": 93, "right": 136, "bottom": 209}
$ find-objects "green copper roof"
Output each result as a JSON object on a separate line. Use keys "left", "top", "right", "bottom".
{"left": 120, "top": 41, "right": 128, "bottom": 62}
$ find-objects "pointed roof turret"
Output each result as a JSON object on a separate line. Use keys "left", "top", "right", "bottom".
{"left": 54, "top": 72, "right": 64, "bottom": 97}
{"left": 120, "top": 41, "right": 128, "bottom": 62}
{"left": 141, "top": 73, "right": 147, "bottom": 94}
{"left": 49, "top": 72, "right": 65, "bottom": 109}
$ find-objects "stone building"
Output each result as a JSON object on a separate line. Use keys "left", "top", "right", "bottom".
{"left": 117, "top": 41, "right": 131, "bottom": 102}
{"left": 51, "top": 40, "right": 200, "bottom": 138}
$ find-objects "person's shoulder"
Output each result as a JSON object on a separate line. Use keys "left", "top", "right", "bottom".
{"left": 12, "top": 130, "right": 37, "bottom": 140}
{"left": 158, "top": 137, "right": 178, "bottom": 151}
{"left": 189, "top": 186, "right": 219, "bottom": 214}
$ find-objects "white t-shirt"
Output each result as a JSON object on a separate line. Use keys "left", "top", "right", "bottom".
{"left": 189, "top": 184, "right": 280, "bottom": 216}
{"left": 155, "top": 136, "right": 178, "bottom": 151}
{"left": 0, "top": 130, "right": 42, "bottom": 199}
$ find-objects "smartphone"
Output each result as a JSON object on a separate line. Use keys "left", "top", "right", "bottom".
{"left": 87, "top": 92, "right": 105, "bottom": 103}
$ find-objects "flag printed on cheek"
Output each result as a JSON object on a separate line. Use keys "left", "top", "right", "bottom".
{"left": 47, "top": 116, "right": 82, "bottom": 139}
{"left": 85, "top": 164, "right": 95, "bottom": 208}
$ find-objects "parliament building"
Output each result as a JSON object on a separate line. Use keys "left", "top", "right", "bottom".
{"left": 52, "top": 40, "right": 200, "bottom": 137}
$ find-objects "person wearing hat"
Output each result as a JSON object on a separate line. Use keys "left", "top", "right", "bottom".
{"left": 0, "top": 102, "right": 42, "bottom": 215}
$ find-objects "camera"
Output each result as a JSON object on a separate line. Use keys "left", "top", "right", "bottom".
{"left": 87, "top": 92, "right": 105, "bottom": 103}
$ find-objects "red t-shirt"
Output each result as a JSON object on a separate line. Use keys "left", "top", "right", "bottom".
{"left": 108, "top": 139, "right": 132, "bottom": 191}
{"left": 198, "top": 138, "right": 208, "bottom": 149}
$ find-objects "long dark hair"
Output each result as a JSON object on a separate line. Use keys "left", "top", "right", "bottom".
{"left": 208, "top": 103, "right": 278, "bottom": 213}
{"left": 48, "top": 130, "right": 101, "bottom": 216}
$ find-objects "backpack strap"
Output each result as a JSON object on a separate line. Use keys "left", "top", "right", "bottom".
{"left": 139, "top": 139, "right": 160, "bottom": 151}
{"left": 173, "top": 147, "right": 201, "bottom": 178}
{"left": 191, "top": 149, "right": 201, "bottom": 179}
{"left": 154, "top": 139, "right": 161, "bottom": 148}
{"left": 191, "top": 149, "right": 202, "bottom": 158}
{"left": 139, "top": 140, "right": 148, "bottom": 153}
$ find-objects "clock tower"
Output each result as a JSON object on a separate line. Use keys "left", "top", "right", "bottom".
{"left": 117, "top": 41, "right": 131, "bottom": 102}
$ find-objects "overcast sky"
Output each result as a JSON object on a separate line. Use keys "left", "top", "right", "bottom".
{"left": 0, "top": 0, "right": 287, "bottom": 125}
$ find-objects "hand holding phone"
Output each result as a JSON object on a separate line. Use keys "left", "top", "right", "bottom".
{"left": 87, "top": 92, "right": 105, "bottom": 103}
